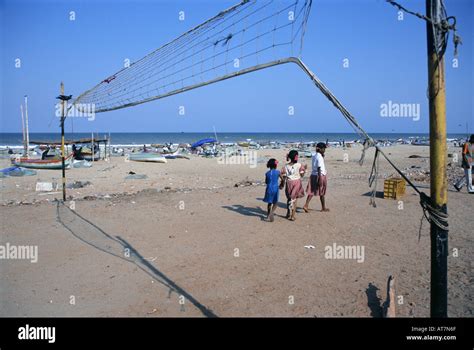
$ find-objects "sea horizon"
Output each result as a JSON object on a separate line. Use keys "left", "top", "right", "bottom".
{"left": 0, "top": 132, "right": 470, "bottom": 147}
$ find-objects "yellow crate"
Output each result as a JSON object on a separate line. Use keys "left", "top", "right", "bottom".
{"left": 384, "top": 177, "right": 406, "bottom": 200}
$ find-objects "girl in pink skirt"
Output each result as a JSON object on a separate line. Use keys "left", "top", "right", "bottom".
{"left": 280, "top": 150, "right": 306, "bottom": 221}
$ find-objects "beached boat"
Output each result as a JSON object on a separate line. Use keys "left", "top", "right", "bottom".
{"left": 82, "top": 154, "right": 100, "bottom": 162}
{"left": 412, "top": 140, "right": 430, "bottom": 146}
{"left": 161, "top": 150, "right": 191, "bottom": 160}
{"left": 11, "top": 154, "right": 73, "bottom": 169}
{"left": 128, "top": 152, "right": 167, "bottom": 163}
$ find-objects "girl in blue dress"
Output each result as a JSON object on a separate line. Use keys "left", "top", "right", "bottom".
{"left": 263, "top": 158, "right": 281, "bottom": 222}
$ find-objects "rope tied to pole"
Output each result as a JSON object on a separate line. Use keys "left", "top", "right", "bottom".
{"left": 419, "top": 192, "right": 449, "bottom": 231}
{"left": 358, "top": 138, "right": 375, "bottom": 166}
{"left": 386, "top": 0, "right": 461, "bottom": 59}
{"left": 368, "top": 147, "right": 380, "bottom": 207}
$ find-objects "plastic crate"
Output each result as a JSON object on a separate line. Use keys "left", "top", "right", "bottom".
{"left": 384, "top": 177, "right": 406, "bottom": 200}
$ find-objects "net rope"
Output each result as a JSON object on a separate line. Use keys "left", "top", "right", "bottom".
{"left": 72, "top": 0, "right": 312, "bottom": 113}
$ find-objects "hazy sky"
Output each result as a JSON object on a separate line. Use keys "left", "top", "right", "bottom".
{"left": 1, "top": 0, "right": 472, "bottom": 133}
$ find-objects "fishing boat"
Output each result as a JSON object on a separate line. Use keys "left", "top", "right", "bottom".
{"left": 128, "top": 152, "right": 167, "bottom": 163}
{"left": 162, "top": 150, "right": 190, "bottom": 160}
{"left": 11, "top": 154, "right": 73, "bottom": 170}
{"left": 412, "top": 139, "right": 430, "bottom": 146}
{"left": 82, "top": 154, "right": 100, "bottom": 162}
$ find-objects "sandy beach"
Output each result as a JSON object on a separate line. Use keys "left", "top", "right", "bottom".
{"left": 1, "top": 144, "right": 472, "bottom": 317}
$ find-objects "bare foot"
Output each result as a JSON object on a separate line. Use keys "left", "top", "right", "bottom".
{"left": 321, "top": 208, "right": 330, "bottom": 212}
{"left": 269, "top": 213, "right": 274, "bottom": 222}
{"left": 303, "top": 206, "right": 309, "bottom": 213}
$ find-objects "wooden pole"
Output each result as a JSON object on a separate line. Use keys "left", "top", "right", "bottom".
{"left": 60, "top": 83, "right": 67, "bottom": 201}
{"left": 91, "top": 132, "right": 94, "bottom": 163}
{"left": 98, "top": 136, "right": 101, "bottom": 160}
{"left": 426, "top": 0, "right": 448, "bottom": 318}
{"left": 384, "top": 275, "right": 396, "bottom": 318}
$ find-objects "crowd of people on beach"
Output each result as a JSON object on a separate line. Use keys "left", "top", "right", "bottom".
{"left": 263, "top": 142, "right": 329, "bottom": 222}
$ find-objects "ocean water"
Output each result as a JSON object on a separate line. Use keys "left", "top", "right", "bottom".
{"left": 0, "top": 132, "right": 469, "bottom": 147}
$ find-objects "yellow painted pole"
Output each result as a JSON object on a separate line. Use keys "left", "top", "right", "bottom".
{"left": 426, "top": 0, "right": 448, "bottom": 318}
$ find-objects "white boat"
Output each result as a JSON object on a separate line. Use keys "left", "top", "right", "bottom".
{"left": 128, "top": 152, "right": 167, "bottom": 163}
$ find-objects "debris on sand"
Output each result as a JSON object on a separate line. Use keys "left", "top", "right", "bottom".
{"left": 234, "top": 177, "right": 262, "bottom": 187}
{"left": 66, "top": 181, "right": 92, "bottom": 189}
{"left": 100, "top": 165, "right": 116, "bottom": 172}
{"left": 125, "top": 174, "right": 148, "bottom": 180}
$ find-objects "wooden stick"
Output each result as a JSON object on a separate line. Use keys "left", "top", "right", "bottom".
{"left": 384, "top": 275, "right": 396, "bottom": 318}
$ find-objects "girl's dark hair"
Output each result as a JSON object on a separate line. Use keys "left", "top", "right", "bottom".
{"left": 267, "top": 158, "right": 277, "bottom": 169}
{"left": 287, "top": 150, "right": 298, "bottom": 163}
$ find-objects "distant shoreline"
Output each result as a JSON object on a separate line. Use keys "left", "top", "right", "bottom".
{"left": 0, "top": 132, "right": 469, "bottom": 147}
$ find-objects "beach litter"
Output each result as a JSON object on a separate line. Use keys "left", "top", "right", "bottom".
{"left": 0, "top": 166, "right": 37, "bottom": 177}
{"left": 35, "top": 182, "right": 58, "bottom": 192}
{"left": 125, "top": 173, "right": 148, "bottom": 180}
{"left": 66, "top": 180, "right": 92, "bottom": 189}
{"left": 147, "top": 308, "right": 158, "bottom": 315}
{"left": 234, "top": 177, "right": 262, "bottom": 187}
{"left": 37, "top": 191, "right": 61, "bottom": 196}
{"left": 100, "top": 165, "right": 116, "bottom": 172}
{"left": 304, "top": 245, "right": 316, "bottom": 249}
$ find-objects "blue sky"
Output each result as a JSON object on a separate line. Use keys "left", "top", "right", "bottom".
{"left": 1, "top": 0, "right": 472, "bottom": 133}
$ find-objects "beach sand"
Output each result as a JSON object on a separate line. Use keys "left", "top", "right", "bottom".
{"left": 1, "top": 145, "right": 472, "bottom": 317}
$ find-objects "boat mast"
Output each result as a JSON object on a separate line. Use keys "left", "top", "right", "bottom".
{"left": 24, "top": 95, "right": 30, "bottom": 156}
{"left": 20, "top": 104, "right": 26, "bottom": 156}
{"left": 213, "top": 125, "right": 218, "bottom": 143}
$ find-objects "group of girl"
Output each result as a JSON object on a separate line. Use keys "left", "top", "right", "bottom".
{"left": 263, "top": 144, "right": 329, "bottom": 222}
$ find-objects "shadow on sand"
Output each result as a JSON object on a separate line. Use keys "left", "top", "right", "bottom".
{"left": 221, "top": 204, "right": 267, "bottom": 219}
{"left": 361, "top": 191, "right": 385, "bottom": 199}
{"left": 255, "top": 198, "right": 287, "bottom": 210}
{"left": 55, "top": 201, "right": 216, "bottom": 317}
{"left": 365, "top": 283, "right": 383, "bottom": 318}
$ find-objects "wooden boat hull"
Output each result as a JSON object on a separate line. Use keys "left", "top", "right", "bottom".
{"left": 11, "top": 155, "right": 72, "bottom": 169}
